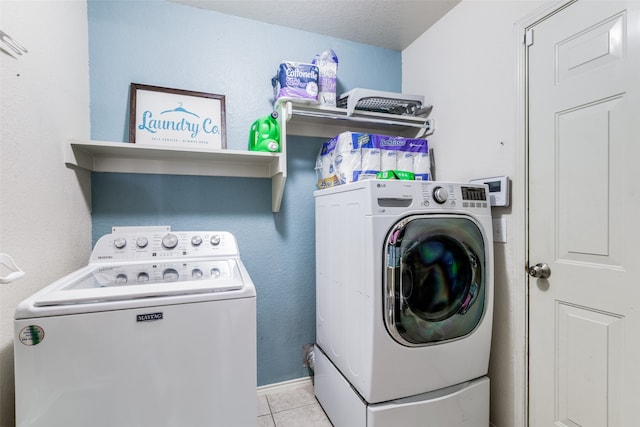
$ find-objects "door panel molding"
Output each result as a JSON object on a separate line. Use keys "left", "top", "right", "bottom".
{"left": 556, "top": 11, "right": 626, "bottom": 83}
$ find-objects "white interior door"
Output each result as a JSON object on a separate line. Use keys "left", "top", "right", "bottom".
{"left": 528, "top": 1, "right": 640, "bottom": 426}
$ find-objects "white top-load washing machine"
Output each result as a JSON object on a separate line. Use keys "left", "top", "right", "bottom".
{"left": 14, "top": 226, "right": 257, "bottom": 427}
{"left": 314, "top": 180, "right": 493, "bottom": 427}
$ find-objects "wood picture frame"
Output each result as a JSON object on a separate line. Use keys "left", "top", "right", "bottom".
{"left": 129, "top": 83, "right": 226, "bottom": 150}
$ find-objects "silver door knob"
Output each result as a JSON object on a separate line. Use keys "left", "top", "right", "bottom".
{"left": 529, "top": 263, "right": 551, "bottom": 279}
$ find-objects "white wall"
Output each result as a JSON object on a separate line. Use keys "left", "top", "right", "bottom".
{"left": 402, "top": 1, "right": 544, "bottom": 426}
{"left": 0, "top": 1, "right": 91, "bottom": 425}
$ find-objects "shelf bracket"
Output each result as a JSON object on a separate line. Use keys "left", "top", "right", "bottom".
{"left": 272, "top": 173, "right": 286, "bottom": 212}
{"left": 418, "top": 118, "right": 435, "bottom": 138}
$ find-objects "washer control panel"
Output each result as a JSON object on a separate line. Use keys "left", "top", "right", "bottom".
{"left": 419, "top": 182, "right": 489, "bottom": 211}
{"left": 371, "top": 181, "right": 490, "bottom": 214}
{"left": 67, "top": 259, "right": 236, "bottom": 289}
{"left": 90, "top": 227, "right": 239, "bottom": 263}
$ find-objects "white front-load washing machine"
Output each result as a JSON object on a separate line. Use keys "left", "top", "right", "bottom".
{"left": 314, "top": 180, "right": 493, "bottom": 427}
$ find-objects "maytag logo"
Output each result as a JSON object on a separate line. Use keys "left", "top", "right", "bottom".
{"left": 137, "top": 312, "right": 163, "bottom": 322}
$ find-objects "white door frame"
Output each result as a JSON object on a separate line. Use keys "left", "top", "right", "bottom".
{"left": 513, "top": 1, "right": 576, "bottom": 426}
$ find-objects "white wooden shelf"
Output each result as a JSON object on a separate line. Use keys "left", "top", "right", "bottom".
{"left": 65, "top": 140, "right": 285, "bottom": 211}
{"left": 65, "top": 102, "right": 431, "bottom": 213}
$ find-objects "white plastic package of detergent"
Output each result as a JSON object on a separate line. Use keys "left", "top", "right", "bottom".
{"left": 273, "top": 61, "right": 319, "bottom": 105}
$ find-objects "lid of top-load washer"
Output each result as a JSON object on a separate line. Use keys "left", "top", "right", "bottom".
{"left": 32, "top": 259, "right": 245, "bottom": 307}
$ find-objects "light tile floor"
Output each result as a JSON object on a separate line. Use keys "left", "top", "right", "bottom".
{"left": 257, "top": 383, "right": 333, "bottom": 427}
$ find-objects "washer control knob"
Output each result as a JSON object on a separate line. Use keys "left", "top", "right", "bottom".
{"left": 113, "top": 237, "right": 127, "bottom": 249}
{"left": 192, "top": 268, "right": 203, "bottom": 279}
{"left": 115, "top": 273, "right": 128, "bottom": 284}
{"left": 163, "top": 268, "right": 179, "bottom": 282}
{"left": 211, "top": 267, "right": 221, "bottom": 278}
{"left": 162, "top": 234, "right": 179, "bottom": 249}
{"left": 210, "top": 235, "right": 221, "bottom": 246}
{"left": 433, "top": 186, "right": 449, "bottom": 204}
{"left": 191, "top": 235, "right": 203, "bottom": 246}
{"left": 137, "top": 272, "right": 150, "bottom": 283}
{"left": 136, "top": 237, "right": 148, "bottom": 248}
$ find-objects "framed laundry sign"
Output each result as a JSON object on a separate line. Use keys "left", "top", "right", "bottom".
{"left": 129, "top": 83, "right": 226, "bottom": 149}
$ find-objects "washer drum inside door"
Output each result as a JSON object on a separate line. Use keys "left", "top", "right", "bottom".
{"left": 384, "top": 215, "right": 486, "bottom": 346}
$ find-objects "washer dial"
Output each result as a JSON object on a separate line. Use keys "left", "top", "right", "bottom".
{"left": 163, "top": 268, "right": 179, "bottom": 282}
{"left": 433, "top": 187, "right": 449, "bottom": 204}
{"left": 113, "top": 237, "right": 127, "bottom": 249}
{"left": 162, "top": 234, "right": 179, "bottom": 249}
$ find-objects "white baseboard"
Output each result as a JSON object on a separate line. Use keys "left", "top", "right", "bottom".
{"left": 257, "top": 376, "right": 313, "bottom": 396}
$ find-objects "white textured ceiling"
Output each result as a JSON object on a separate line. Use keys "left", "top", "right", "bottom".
{"left": 170, "top": 0, "right": 461, "bottom": 51}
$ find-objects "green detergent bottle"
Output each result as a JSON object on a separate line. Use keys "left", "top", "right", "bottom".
{"left": 249, "top": 111, "right": 280, "bottom": 152}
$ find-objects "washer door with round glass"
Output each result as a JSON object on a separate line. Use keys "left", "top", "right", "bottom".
{"left": 384, "top": 215, "right": 486, "bottom": 346}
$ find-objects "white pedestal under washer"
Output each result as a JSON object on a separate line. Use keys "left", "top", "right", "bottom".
{"left": 14, "top": 226, "right": 257, "bottom": 427}
{"left": 314, "top": 180, "right": 493, "bottom": 427}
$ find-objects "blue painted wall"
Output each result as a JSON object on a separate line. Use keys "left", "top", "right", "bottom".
{"left": 88, "top": 0, "right": 401, "bottom": 386}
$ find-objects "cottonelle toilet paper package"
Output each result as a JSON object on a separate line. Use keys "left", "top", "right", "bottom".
{"left": 272, "top": 61, "right": 319, "bottom": 105}
{"left": 315, "top": 132, "right": 430, "bottom": 189}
